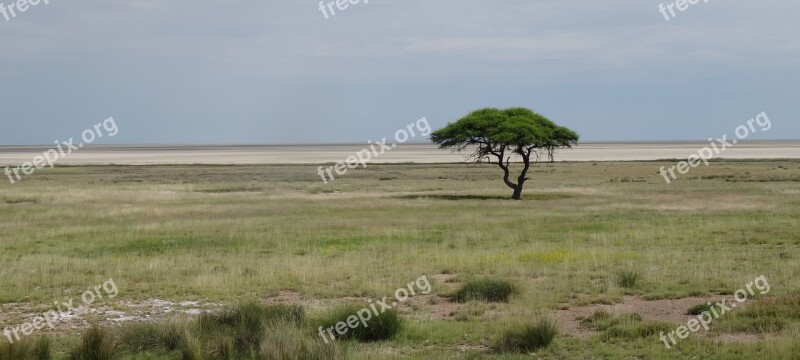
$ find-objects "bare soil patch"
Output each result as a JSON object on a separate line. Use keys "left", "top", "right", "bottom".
{"left": 553, "top": 295, "right": 760, "bottom": 342}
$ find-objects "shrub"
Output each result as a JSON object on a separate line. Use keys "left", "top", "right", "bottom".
{"left": 318, "top": 304, "right": 402, "bottom": 342}
{"left": 453, "top": 278, "right": 518, "bottom": 303}
{"left": 69, "top": 326, "right": 119, "bottom": 360}
{"left": 493, "top": 319, "right": 558, "bottom": 353}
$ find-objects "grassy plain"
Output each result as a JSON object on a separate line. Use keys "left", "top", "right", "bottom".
{"left": 0, "top": 160, "right": 798, "bottom": 359}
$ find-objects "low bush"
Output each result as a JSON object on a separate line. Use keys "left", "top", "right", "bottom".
{"left": 493, "top": 319, "right": 558, "bottom": 353}
{"left": 318, "top": 304, "right": 402, "bottom": 342}
{"left": 453, "top": 278, "right": 518, "bottom": 303}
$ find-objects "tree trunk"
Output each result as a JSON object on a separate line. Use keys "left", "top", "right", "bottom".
{"left": 492, "top": 145, "right": 531, "bottom": 201}
{"left": 511, "top": 185, "right": 523, "bottom": 200}
{"left": 509, "top": 150, "right": 532, "bottom": 200}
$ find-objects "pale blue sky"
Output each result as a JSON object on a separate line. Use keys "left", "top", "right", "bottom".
{"left": 0, "top": 0, "right": 798, "bottom": 145}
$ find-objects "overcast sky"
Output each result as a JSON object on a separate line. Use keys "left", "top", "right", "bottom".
{"left": 0, "top": 0, "right": 798, "bottom": 145}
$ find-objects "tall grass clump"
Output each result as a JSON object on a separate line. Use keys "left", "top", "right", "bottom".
{"left": 616, "top": 270, "right": 639, "bottom": 289}
{"left": 113, "top": 302, "right": 336, "bottom": 360}
{"left": 68, "top": 326, "right": 119, "bottom": 360}
{"left": 258, "top": 321, "right": 338, "bottom": 360}
{"left": 493, "top": 319, "right": 558, "bottom": 353}
{"left": 318, "top": 304, "right": 401, "bottom": 342}
{"left": 34, "top": 337, "right": 50, "bottom": 360}
{"left": 453, "top": 278, "right": 518, "bottom": 303}
{"left": 119, "top": 322, "right": 184, "bottom": 353}
{"left": 0, "top": 337, "right": 50, "bottom": 360}
{"left": 178, "top": 334, "right": 205, "bottom": 360}
{"left": 197, "top": 302, "right": 304, "bottom": 352}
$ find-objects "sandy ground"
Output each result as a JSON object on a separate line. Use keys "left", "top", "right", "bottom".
{"left": 0, "top": 141, "right": 799, "bottom": 166}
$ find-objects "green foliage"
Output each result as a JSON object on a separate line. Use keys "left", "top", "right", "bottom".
{"left": 493, "top": 319, "right": 558, "bottom": 353}
{"left": 319, "top": 304, "right": 402, "bottom": 342}
{"left": 431, "top": 107, "right": 578, "bottom": 156}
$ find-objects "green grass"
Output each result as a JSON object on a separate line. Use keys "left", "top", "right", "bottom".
{"left": 0, "top": 161, "right": 799, "bottom": 358}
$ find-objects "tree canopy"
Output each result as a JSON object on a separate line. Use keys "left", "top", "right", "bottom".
{"left": 431, "top": 107, "right": 579, "bottom": 199}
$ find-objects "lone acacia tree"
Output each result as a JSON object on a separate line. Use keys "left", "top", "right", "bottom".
{"left": 431, "top": 107, "right": 579, "bottom": 200}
